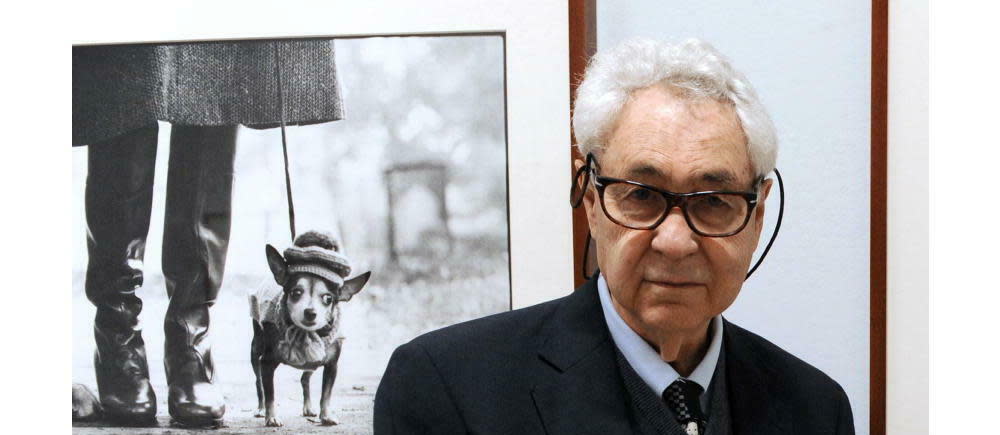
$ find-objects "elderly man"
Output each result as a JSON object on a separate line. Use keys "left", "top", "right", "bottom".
{"left": 374, "top": 38, "right": 854, "bottom": 435}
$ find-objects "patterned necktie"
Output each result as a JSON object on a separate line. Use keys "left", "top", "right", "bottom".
{"left": 663, "top": 378, "right": 707, "bottom": 435}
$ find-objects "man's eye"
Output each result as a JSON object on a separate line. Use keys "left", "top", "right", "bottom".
{"left": 700, "top": 194, "right": 733, "bottom": 210}
{"left": 626, "top": 187, "right": 655, "bottom": 201}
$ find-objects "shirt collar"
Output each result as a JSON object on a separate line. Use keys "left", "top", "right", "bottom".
{"left": 597, "top": 273, "right": 723, "bottom": 396}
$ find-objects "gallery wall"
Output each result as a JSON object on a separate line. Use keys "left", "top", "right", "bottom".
{"left": 886, "top": 0, "right": 928, "bottom": 433}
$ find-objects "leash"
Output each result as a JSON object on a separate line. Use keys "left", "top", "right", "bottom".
{"left": 274, "top": 42, "right": 297, "bottom": 241}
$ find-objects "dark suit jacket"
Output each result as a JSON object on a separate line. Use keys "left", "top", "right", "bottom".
{"left": 374, "top": 277, "right": 855, "bottom": 434}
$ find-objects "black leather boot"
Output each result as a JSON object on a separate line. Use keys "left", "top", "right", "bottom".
{"left": 161, "top": 125, "right": 236, "bottom": 427}
{"left": 84, "top": 125, "right": 159, "bottom": 424}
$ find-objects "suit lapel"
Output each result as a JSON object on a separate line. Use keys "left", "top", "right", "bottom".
{"left": 723, "top": 318, "right": 789, "bottom": 435}
{"left": 531, "top": 277, "right": 634, "bottom": 435}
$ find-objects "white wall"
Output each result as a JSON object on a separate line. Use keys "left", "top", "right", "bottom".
{"left": 597, "top": 1, "right": 873, "bottom": 432}
{"left": 887, "top": 1, "right": 928, "bottom": 433}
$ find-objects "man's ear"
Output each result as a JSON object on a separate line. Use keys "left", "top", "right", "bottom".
{"left": 573, "top": 157, "right": 599, "bottom": 232}
{"left": 265, "top": 244, "right": 287, "bottom": 286}
{"left": 753, "top": 178, "right": 774, "bottom": 232}
{"left": 572, "top": 157, "right": 585, "bottom": 176}
{"left": 572, "top": 158, "right": 588, "bottom": 198}
{"left": 337, "top": 271, "right": 371, "bottom": 302}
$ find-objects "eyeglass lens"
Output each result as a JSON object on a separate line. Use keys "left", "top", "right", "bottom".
{"left": 601, "top": 183, "right": 749, "bottom": 235}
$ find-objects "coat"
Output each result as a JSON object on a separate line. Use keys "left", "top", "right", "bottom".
{"left": 373, "top": 275, "right": 855, "bottom": 434}
{"left": 72, "top": 39, "right": 344, "bottom": 145}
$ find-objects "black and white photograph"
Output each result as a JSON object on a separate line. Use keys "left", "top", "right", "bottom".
{"left": 71, "top": 35, "right": 510, "bottom": 433}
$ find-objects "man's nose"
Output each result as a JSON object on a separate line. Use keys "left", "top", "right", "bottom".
{"left": 650, "top": 207, "right": 699, "bottom": 257}
{"left": 304, "top": 308, "right": 317, "bottom": 320}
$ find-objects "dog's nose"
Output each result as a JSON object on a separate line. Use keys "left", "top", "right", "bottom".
{"left": 304, "top": 309, "right": 317, "bottom": 321}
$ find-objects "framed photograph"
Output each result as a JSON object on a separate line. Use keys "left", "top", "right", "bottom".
{"left": 71, "top": 0, "right": 574, "bottom": 431}
{"left": 569, "top": 1, "right": 888, "bottom": 434}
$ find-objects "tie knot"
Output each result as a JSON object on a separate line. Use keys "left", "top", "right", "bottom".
{"left": 666, "top": 378, "right": 704, "bottom": 399}
{"left": 663, "top": 378, "right": 706, "bottom": 432}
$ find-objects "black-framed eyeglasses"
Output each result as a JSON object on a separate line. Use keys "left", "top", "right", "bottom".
{"left": 571, "top": 152, "right": 761, "bottom": 237}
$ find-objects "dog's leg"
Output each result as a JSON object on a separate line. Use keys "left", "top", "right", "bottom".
{"left": 301, "top": 371, "right": 316, "bottom": 416}
{"left": 261, "top": 359, "right": 282, "bottom": 427}
{"left": 318, "top": 339, "right": 344, "bottom": 425}
{"left": 251, "top": 321, "right": 266, "bottom": 418}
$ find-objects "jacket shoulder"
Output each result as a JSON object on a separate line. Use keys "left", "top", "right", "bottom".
{"left": 725, "top": 320, "right": 852, "bottom": 408}
{"left": 375, "top": 295, "right": 572, "bottom": 434}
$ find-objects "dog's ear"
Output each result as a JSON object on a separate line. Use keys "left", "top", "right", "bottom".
{"left": 337, "top": 271, "right": 371, "bottom": 302}
{"left": 265, "top": 244, "right": 288, "bottom": 286}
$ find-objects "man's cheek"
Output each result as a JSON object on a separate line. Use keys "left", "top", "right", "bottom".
{"left": 609, "top": 239, "right": 644, "bottom": 286}
{"left": 618, "top": 232, "right": 650, "bottom": 264}
{"left": 726, "top": 238, "right": 755, "bottom": 273}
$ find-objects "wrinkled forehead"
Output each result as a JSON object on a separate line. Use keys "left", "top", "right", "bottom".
{"left": 600, "top": 86, "right": 754, "bottom": 189}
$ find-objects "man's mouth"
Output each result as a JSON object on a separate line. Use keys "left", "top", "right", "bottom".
{"left": 646, "top": 280, "right": 702, "bottom": 288}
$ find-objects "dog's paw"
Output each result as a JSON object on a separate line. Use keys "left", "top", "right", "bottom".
{"left": 254, "top": 408, "right": 266, "bottom": 418}
{"left": 319, "top": 410, "right": 340, "bottom": 426}
{"left": 302, "top": 405, "right": 317, "bottom": 417}
{"left": 265, "top": 416, "right": 283, "bottom": 427}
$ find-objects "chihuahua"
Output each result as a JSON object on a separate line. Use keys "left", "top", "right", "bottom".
{"left": 249, "top": 235, "right": 371, "bottom": 427}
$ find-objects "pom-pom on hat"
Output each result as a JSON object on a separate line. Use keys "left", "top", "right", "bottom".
{"left": 284, "top": 231, "right": 352, "bottom": 286}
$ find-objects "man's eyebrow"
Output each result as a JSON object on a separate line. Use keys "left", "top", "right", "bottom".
{"left": 623, "top": 165, "right": 741, "bottom": 186}
{"left": 623, "top": 165, "right": 666, "bottom": 179}
{"left": 699, "top": 170, "right": 739, "bottom": 186}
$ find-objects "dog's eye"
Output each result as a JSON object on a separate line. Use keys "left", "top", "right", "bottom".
{"left": 322, "top": 294, "right": 334, "bottom": 306}
{"left": 290, "top": 289, "right": 304, "bottom": 300}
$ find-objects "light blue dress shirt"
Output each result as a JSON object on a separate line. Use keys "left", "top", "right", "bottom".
{"left": 597, "top": 273, "right": 723, "bottom": 410}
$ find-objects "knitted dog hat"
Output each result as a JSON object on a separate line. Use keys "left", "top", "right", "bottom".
{"left": 284, "top": 231, "right": 352, "bottom": 286}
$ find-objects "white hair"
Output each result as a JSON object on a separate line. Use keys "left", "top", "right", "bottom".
{"left": 572, "top": 37, "right": 778, "bottom": 178}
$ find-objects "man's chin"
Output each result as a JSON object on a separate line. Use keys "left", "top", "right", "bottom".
{"left": 638, "top": 307, "right": 710, "bottom": 336}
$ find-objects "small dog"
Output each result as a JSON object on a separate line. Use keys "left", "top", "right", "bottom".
{"left": 249, "top": 232, "right": 371, "bottom": 427}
